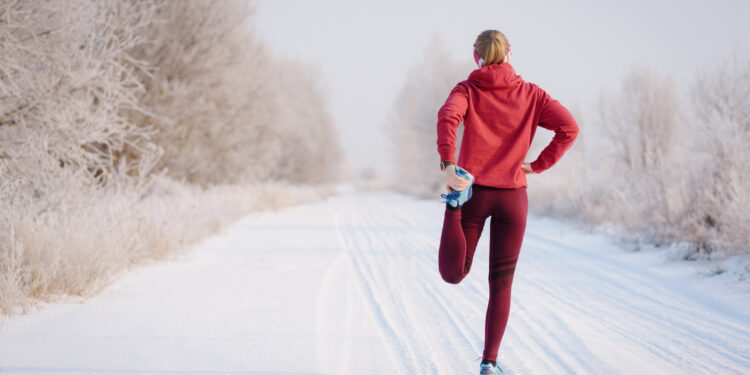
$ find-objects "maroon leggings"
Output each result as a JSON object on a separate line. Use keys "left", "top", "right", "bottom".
{"left": 438, "top": 184, "right": 528, "bottom": 362}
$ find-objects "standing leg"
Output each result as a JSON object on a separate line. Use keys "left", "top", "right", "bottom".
{"left": 482, "top": 187, "right": 528, "bottom": 362}
{"left": 438, "top": 186, "right": 490, "bottom": 284}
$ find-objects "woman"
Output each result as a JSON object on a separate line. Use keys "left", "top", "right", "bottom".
{"left": 436, "top": 29, "right": 579, "bottom": 375}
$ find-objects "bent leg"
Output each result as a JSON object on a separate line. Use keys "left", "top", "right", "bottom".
{"left": 482, "top": 187, "right": 528, "bottom": 361}
{"left": 438, "top": 187, "right": 489, "bottom": 284}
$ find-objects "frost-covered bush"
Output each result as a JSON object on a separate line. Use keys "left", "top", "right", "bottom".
{"left": 0, "top": 171, "right": 333, "bottom": 315}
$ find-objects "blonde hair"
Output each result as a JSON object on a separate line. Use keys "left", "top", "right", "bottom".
{"left": 475, "top": 30, "right": 509, "bottom": 66}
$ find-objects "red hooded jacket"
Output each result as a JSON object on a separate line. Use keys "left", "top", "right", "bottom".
{"left": 436, "top": 63, "right": 579, "bottom": 189}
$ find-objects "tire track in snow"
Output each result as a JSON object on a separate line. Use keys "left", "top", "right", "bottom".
{"left": 344, "top": 195, "right": 463, "bottom": 374}
{"left": 314, "top": 207, "right": 355, "bottom": 373}
{"left": 325, "top": 190, "right": 750, "bottom": 374}
{"left": 348, "top": 206, "right": 435, "bottom": 373}
{"left": 518, "top": 232, "right": 750, "bottom": 374}
{"left": 527, "top": 234, "right": 750, "bottom": 356}
{"left": 335, "top": 208, "right": 413, "bottom": 371}
{"left": 511, "top": 249, "right": 686, "bottom": 374}
{"left": 354, "top": 195, "right": 484, "bottom": 373}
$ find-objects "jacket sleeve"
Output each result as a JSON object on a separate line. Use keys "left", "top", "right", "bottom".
{"left": 436, "top": 83, "right": 469, "bottom": 163}
{"left": 529, "top": 87, "right": 580, "bottom": 174}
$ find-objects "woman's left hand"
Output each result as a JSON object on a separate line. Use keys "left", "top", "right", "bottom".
{"left": 521, "top": 162, "right": 535, "bottom": 174}
{"left": 444, "top": 164, "right": 472, "bottom": 191}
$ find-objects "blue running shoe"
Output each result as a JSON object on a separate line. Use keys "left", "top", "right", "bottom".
{"left": 440, "top": 165, "right": 474, "bottom": 208}
{"left": 479, "top": 362, "right": 504, "bottom": 375}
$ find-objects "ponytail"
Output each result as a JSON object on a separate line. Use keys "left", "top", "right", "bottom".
{"left": 475, "top": 30, "right": 509, "bottom": 66}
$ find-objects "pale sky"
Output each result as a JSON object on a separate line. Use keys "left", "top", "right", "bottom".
{"left": 253, "top": 0, "right": 750, "bottom": 171}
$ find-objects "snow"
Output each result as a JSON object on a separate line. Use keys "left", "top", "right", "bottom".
{"left": 1, "top": 187, "right": 749, "bottom": 374}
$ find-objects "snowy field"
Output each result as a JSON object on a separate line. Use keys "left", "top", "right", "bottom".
{"left": 1, "top": 187, "right": 749, "bottom": 374}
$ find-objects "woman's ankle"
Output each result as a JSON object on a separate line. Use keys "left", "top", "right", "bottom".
{"left": 446, "top": 202, "right": 461, "bottom": 211}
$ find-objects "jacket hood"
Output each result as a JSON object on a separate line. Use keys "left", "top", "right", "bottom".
{"left": 468, "top": 63, "right": 522, "bottom": 89}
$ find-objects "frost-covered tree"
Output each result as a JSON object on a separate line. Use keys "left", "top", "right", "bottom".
{"left": 125, "top": 0, "right": 340, "bottom": 186}
{"left": 0, "top": 0, "right": 162, "bottom": 212}
{"left": 0, "top": 0, "right": 340, "bottom": 315}
{"left": 597, "top": 68, "right": 680, "bottom": 242}
{"left": 388, "top": 37, "right": 471, "bottom": 197}
{"left": 680, "top": 57, "right": 750, "bottom": 256}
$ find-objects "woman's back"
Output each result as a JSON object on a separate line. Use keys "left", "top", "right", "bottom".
{"left": 436, "top": 55, "right": 579, "bottom": 189}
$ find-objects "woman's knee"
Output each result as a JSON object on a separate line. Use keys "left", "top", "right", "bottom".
{"left": 440, "top": 270, "right": 466, "bottom": 284}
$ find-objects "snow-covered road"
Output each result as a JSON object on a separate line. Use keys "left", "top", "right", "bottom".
{"left": 1, "top": 188, "right": 749, "bottom": 374}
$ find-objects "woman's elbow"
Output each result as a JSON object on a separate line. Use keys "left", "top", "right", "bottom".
{"left": 570, "top": 121, "right": 580, "bottom": 139}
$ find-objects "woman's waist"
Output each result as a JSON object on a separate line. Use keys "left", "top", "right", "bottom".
{"left": 473, "top": 183, "right": 527, "bottom": 190}
{"left": 456, "top": 159, "right": 527, "bottom": 189}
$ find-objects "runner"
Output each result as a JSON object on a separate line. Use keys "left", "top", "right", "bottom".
{"left": 436, "top": 29, "right": 580, "bottom": 375}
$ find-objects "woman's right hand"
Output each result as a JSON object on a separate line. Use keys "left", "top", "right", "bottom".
{"left": 444, "top": 165, "right": 471, "bottom": 192}
{"left": 522, "top": 162, "right": 535, "bottom": 174}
